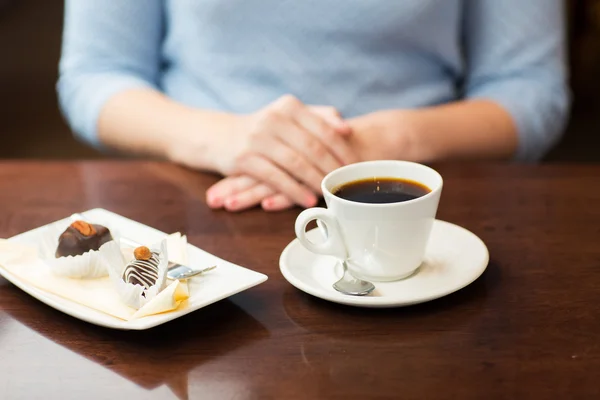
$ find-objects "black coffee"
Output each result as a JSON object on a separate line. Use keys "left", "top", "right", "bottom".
{"left": 332, "top": 177, "right": 431, "bottom": 204}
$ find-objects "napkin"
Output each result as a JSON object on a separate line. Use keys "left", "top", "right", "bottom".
{"left": 0, "top": 233, "right": 190, "bottom": 321}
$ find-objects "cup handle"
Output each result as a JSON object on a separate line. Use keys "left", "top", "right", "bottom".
{"left": 294, "top": 208, "right": 347, "bottom": 260}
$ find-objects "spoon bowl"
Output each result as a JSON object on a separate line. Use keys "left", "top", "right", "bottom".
{"left": 332, "top": 261, "right": 375, "bottom": 296}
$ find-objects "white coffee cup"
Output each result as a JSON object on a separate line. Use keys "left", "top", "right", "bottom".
{"left": 294, "top": 160, "right": 443, "bottom": 282}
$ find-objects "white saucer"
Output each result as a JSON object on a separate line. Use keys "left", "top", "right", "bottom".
{"left": 279, "top": 220, "right": 489, "bottom": 308}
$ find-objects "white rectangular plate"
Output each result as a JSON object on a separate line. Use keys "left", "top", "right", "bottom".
{"left": 0, "top": 208, "right": 267, "bottom": 330}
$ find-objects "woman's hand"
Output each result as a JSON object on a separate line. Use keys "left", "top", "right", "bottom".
{"left": 206, "top": 175, "right": 295, "bottom": 212}
{"left": 202, "top": 95, "right": 357, "bottom": 208}
{"left": 206, "top": 104, "right": 354, "bottom": 212}
{"left": 207, "top": 109, "right": 419, "bottom": 212}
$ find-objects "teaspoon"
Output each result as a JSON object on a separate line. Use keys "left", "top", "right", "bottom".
{"left": 333, "top": 260, "right": 375, "bottom": 296}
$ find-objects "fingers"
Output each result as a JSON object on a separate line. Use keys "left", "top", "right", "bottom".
{"left": 254, "top": 103, "right": 341, "bottom": 176}
{"left": 220, "top": 182, "right": 296, "bottom": 212}
{"left": 223, "top": 186, "right": 296, "bottom": 212}
{"left": 275, "top": 96, "right": 358, "bottom": 166}
{"left": 214, "top": 95, "right": 355, "bottom": 212}
{"left": 206, "top": 175, "right": 257, "bottom": 208}
{"left": 262, "top": 193, "right": 295, "bottom": 211}
{"left": 250, "top": 113, "right": 330, "bottom": 191}
{"left": 308, "top": 105, "right": 352, "bottom": 136}
{"left": 208, "top": 175, "right": 302, "bottom": 212}
{"left": 223, "top": 183, "right": 274, "bottom": 212}
{"left": 251, "top": 134, "right": 326, "bottom": 193}
{"left": 237, "top": 154, "right": 317, "bottom": 208}
{"left": 294, "top": 107, "right": 358, "bottom": 166}
{"left": 271, "top": 120, "right": 342, "bottom": 176}
{"left": 208, "top": 174, "right": 294, "bottom": 212}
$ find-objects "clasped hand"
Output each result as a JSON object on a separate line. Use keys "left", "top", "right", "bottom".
{"left": 206, "top": 95, "right": 359, "bottom": 212}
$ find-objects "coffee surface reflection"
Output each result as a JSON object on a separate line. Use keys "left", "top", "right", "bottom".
{"left": 332, "top": 177, "right": 431, "bottom": 204}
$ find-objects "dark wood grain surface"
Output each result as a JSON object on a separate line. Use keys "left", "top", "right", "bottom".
{"left": 0, "top": 161, "right": 598, "bottom": 400}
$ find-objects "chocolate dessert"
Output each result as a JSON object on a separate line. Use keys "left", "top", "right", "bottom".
{"left": 55, "top": 220, "right": 113, "bottom": 258}
{"left": 122, "top": 246, "right": 160, "bottom": 289}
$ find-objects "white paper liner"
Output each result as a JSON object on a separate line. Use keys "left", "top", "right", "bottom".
{"left": 164, "top": 232, "right": 188, "bottom": 265}
{"left": 38, "top": 219, "right": 120, "bottom": 279}
{"left": 103, "top": 239, "right": 169, "bottom": 310}
{"left": 132, "top": 279, "right": 189, "bottom": 320}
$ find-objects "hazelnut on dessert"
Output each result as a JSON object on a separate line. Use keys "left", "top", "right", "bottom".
{"left": 55, "top": 220, "right": 113, "bottom": 258}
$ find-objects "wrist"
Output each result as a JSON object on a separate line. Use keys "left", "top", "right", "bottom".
{"left": 356, "top": 110, "right": 424, "bottom": 162}
{"left": 393, "top": 110, "right": 434, "bottom": 162}
{"left": 382, "top": 109, "right": 444, "bottom": 163}
{"left": 166, "top": 110, "right": 241, "bottom": 173}
{"left": 395, "top": 101, "right": 519, "bottom": 162}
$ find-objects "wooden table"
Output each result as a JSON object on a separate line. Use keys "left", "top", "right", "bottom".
{"left": 0, "top": 161, "right": 598, "bottom": 399}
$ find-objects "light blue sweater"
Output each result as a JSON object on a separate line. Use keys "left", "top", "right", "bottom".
{"left": 58, "top": 0, "right": 569, "bottom": 161}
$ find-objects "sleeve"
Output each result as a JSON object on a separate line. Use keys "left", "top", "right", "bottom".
{"left": 462, "top": 0, "right": 570, "bottom": 161}
{"left": 57, "top": 1, "right": 164, "bottom": 148}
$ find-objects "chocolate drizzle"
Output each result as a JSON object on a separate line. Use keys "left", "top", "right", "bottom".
{"left": 122, "top": 252, "right": 160, "bottom": 289}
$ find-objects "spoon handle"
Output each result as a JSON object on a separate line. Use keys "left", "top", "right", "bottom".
{"left": 171, "top": 265, "right": 217, "bottom": 280}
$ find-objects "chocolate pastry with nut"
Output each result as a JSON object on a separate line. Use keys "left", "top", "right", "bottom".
{"left": 122, "top": 246, "right": 161, "bottom": 289}
{"left": 55, "top": 220, "right": 113, "bottom": 258}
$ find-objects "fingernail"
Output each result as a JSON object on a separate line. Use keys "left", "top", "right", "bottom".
{"left": 304, "top": 195, "right": 317, "bottom": 208}
{"left": 207, "top": 193, "right": 223, "bottom": 208}
{"left": 224, "top": 197, "right": 238, "bottom": 210}
{"left": 263, "top": 198, "right": 273, "bottom": 209}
